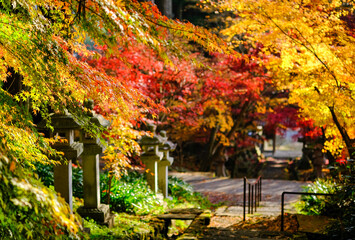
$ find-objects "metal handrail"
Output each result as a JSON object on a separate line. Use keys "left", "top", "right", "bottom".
{"left": 243, "top": 176, "right": 262, "bottom": 221}
{"left": 280, "top": 191, "right": 334, "bottom": 231}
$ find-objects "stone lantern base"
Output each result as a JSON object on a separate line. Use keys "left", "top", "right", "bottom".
{"left": 77, "top": 204, "right": 115, "bottom": 227}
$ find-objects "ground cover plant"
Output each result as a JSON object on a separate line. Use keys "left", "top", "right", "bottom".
{"left": 167, "top": 175, "right": 215, "bottom": 209}
{"left": 36, "top": 164, "right": 214, "bottom": 214}
{"left": 84, "top": 213, "right": 163, "bottom": 240}
{"left": 90, "top": 173, "right": 214, "bottom": 239}
{"left": 296, "top": 159, "right": 355, "bottom": 239}
{"left": 35, "top": 164, "right": 213, "bottom": 238}
{"left": 100, "top": 171, "right": 163, "bottom": 215}
{"left": 295, "top": 178, "right": 337, "bottom": 215}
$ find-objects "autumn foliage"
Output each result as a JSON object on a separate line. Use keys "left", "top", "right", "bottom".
{"left": 0, "top": 0, "right": 234, "bottom": 236}
{"left": 209, "top": 0, "right": 355, "bottom": 158}
{"left": 0, "top": 0, "right": 354, "bottom": 236}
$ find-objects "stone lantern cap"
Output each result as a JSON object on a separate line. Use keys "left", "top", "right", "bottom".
{"left": 37, "top": 112, "right": 83, "bottom": 159}
{"left": 82, "top": 99, "right": 110, "bottom": 128}
{"left": 158, "top": 130, "right": 176, "bottom": 152}
{"left": 80, "top": 112, "right": 110, "bottom": 148}
{"left": 37, "top": 112, "right": 82, "bottom": 144}
{"left": 90, "top": 112, "right": 110, "bottom": 128}
{"left": 37, "top": 112, "right": 81, "bottom": 131}
{"left": 139, "top": 123, "right": 161, "bottom": 147}
{"left": 80, "top": 100, "right": 110, "bottom": 148}
{"left": 140, "top": 134, "right": 160, "bottom": 146}
{"left": 157, "top": 130, "right": 168, "bottom": 145}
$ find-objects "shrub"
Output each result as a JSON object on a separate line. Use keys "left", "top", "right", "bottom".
{"left": 168, "top": 175, "right": 195, "bottom": 200}
{"left": 296, "top": 159, "right": 355, "bottom": 239}
{"left": 0, "top": 92, "right": 81, "bottom": 239}
{"left": 325, "top": 184, "right": 355, "bottom": 239}
{"left": 324, "top": 159, "right": 355, "bottom": 239}
{"left": 168, "top": 175, "right": 212, "bottom": 209}
{"left": 0, "top": 150, "right": 82, "bottom": 239}
{"left": 100, "top": 171, "right": 163, "bottom": 215}
{"left": 296, "top": 178, "right": 337, "bottom": 215}
{"left": 34, "top": 162, "right": 83, "bottom": 198}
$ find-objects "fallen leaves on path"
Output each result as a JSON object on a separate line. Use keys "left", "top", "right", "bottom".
{"left": 230, "top": 214, "right": 298, "bottom": 233}
{"left": 208, "top": 216, "right": 243, "bottom": 228}
{"left": 202, "top": 192, "right": 243, "bottom": 205}
{"left": 207, "top": 214, "right": 298, "bottom": 232}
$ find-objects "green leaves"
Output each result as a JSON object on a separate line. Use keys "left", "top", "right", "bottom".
{"left": 0, "top": 143, "right": 81, "bottom": 239}
{"left": 100, "top": 171, "right": 162, "bottom": 215}
{"left": 296, "top": 179, "right": 337, "bottom": 215}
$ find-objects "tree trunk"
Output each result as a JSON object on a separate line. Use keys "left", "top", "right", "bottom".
{"left": 199, "top": 125, "right": 219, "bottom": 171}
{"left": 174, "top": 0, "right": 184, "bottom": 20}
{"left": 272, "top": 132, "right": 276, "bottom": 154}
{"left": 200, "top": 102, "right": 251, "bottom": 172}
{"left": 328, "top": 106, "right": 355, "bottom": 158}
{"left": 155, "top": 0, "right": 173, "bottom": 18}
{"left": 177, "top": 140, "right": 184, "bottom": 167}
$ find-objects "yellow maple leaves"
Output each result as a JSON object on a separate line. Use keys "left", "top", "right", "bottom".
{"left": 215, "top": 0, "right": 355, "bottom": 156}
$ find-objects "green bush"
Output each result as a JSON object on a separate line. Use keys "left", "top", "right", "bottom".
{"left": 168, "top": 175, "right": 195, "bottom": 199}
{"left": 0, "top": 150, "right": 82, "bottom": 239}
{"left": 34, "top": 162, "right": 83, "bottom": 198}
{"left": 324, "top": 159, "right": 355, "bottom": 239}
{"left": 100, "top": 171, "right": 163, "bottom": 215}
{"left": 296, "top": 178, "right": 337, "bottom": 215}
{"left": 325, "top": 184, "right": 355, "bottom": 239}
{"left": 35, "top": 163, "right": 214, "bottom": 215}
{"left": 0, "top": 91, "right": 82, "bottom": 239}
{"left": 168, "top": 175, "right": 213, "bottom": 209}
{"left": 296, "top": 160, "right": 355, "bottom": 239}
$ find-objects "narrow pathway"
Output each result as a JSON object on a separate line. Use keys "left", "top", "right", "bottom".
{"left": 170, "top": 172, "right": 310, "bottom": 205}
{"left": 260, "top": 157, "right": 290, "bottom": 180}
{"left": 172, "top": 137, "right": 308, "bottom": 239}
{"left": 170, "top": 171, "right": 310, "bottom": 239}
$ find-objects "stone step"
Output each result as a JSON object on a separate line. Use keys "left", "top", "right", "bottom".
{"left": 176, "top": 210, "right": 211, "bottom": 240}
{"left": 156, "top": 208, "right": 211, "bottom": 238}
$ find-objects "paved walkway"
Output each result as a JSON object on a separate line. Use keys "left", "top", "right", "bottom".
{"left": 170, "top": 172, "right": 310, "bottom": 205}
{"left": 170, "top": 138, "right": 314, "bottom": 239}
{"left": 169, "top": 172, "right": 312, "bottom": 239}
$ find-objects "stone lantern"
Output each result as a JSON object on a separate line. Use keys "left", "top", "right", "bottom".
{"left": 158, "top": 131, "right": 175, "bottom": 198}
{"left": 139, "top": 124, "right": 163, "bottom": 193}
{"left": 37, "top": 113, "right": 83, "bottom": 211}
{"left": 77, "top": 102, "right": 113, "bottom": 227}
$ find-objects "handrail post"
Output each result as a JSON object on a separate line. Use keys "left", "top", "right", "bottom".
{"left": 251, "top": 185, "right": 254, "bottom": 214}
{"left": 258, "top": 181, "right": 260, "bottom": 207}
{"left": 281, "top": 192, "right": 285, "bottom": 231}
{"left": 260, "top": 177, "right": 262, "bottom": 202}
{"left": 244, "top": 176, "right": 263, "bottom": 218}
{"left": 254, "top": 183, "right": 257, "bottom": 211}
{"left": 243, "top": 177, "right": 246, "bottom": 221}
{"left": 258, "top": 180, "right": 260, "bottom": 206}
{"left": 248, "top": 184, "right": 251, "bottom": 214}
